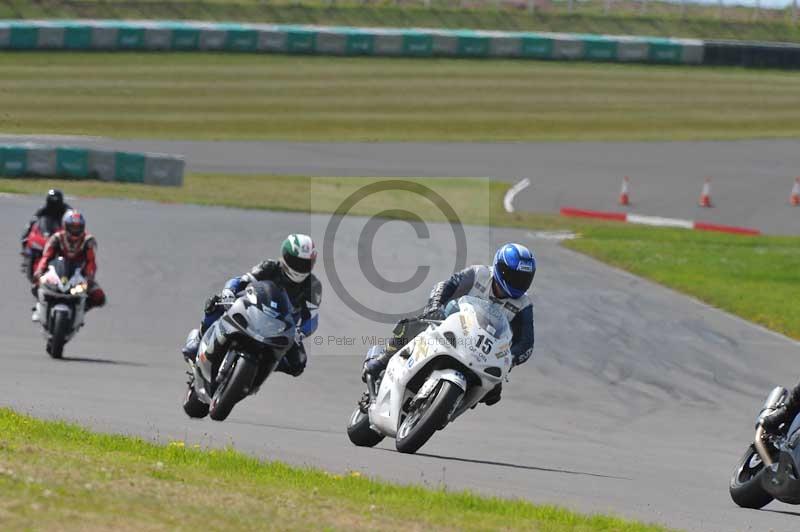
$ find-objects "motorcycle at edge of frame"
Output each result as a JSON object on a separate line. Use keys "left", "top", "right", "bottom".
{"left": 182, "top": 281, "right": 296, "bottom": 422}
{"left": 346, "top": 295, "right": 513, "bottom": 454}
{"left": 729, "top": 386, "right": 800, "bottom": 508}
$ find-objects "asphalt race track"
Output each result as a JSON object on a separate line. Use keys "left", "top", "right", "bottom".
{"left": 2, "top": 194, "right": 799, "bottom": 531}
{"left": 2, "top": 136, "right": 798, "bottom": 234}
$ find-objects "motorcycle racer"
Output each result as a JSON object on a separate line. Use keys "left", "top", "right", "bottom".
{"left": 182, "top": 234, "right": 321, "bottom": 378}
{"left": 363, "top": 242, "right": 536, "bottom": 407}
{"left": 21, "top": 189, "right": 71, "bottom": 246}
{"left": 32, "top": 210, "right": 106, "bottom": 320}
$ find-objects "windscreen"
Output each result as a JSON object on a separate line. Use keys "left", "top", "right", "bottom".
{"left": 457, "top": 295, "right": 509, "bottom": 339}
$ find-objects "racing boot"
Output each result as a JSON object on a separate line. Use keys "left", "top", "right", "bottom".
{"left": 763, "top": 383, "right": 800, "bottom": 433}
{"left": 480, "top": 383, "right": 502, "bottom": 406}
{"left": 362, "top": 318, "right": 428, "bottom": 381}
{"left": 362, "top": 347, "right": 393, "bottom": 382}
{"left": 181, "top": 328, "right": 201, "bottom": 362}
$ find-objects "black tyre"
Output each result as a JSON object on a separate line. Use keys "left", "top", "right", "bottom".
{"left": 729, "top": 444, "right": 774, "bottom": 509}
{"left": 396, "top": 381, "right": 462, "bottom": 455}
{"left": 48, "top": 311, "right": 69, "bottom": 360}
{"left": 209, "top": 357, "right": 258, "bottom": 421}
{"left": 347, "top": 407, "right": 384, "bottom": 447}
{"left": 182, "top": 384, "right": 209, "bottom": 419}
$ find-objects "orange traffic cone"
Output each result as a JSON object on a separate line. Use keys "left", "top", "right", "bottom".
{"left": 699, "top": 177, "right": 713, "bottom": 208}
{"left": 791, "top": 178, "right": 800, "bottom": 206}
{"left": 619, "top": 176, "right": 630, "bottom": 206}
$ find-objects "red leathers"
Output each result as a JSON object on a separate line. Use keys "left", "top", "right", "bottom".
{"left": 33, "top": 218, "right": 106, "bottom": 310}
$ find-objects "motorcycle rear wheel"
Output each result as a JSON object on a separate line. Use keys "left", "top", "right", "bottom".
{"left": 347, "top": 406, "right": 384, "bottom": 447}
{"left": 48, "top": 311, "right": 69, "bottom": 360}
{"left": 729, "top": 444, "right": 774, "bottom": 509}
{"left": 396, "top": 381, "right": 462, "bottom": 455}
{"left": 209, "top": 357, "right": 258, "bottom": 421}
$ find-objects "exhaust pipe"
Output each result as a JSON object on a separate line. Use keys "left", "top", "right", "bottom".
{"left": 754, "top": 425, "right": 774, "bottom": 467}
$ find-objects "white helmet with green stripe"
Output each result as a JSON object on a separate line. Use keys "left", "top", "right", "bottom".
{"left": 280, "top": 234, "right": 317, "bottom": 283}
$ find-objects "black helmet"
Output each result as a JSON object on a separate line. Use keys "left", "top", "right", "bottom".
{"left": 46, "top": 189, "right": 64, "bottom": 210}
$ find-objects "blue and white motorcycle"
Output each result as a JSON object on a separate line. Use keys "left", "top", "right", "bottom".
{"left": 182, "top": 281, "right": 296, "bottom": 422}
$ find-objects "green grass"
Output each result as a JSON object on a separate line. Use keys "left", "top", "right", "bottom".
{"left": 2, "top": 53, "right": 800, "bottom": 141}
{"left": 3, "top": 174, "right": 798, "bottom": 340}
{"left": 5, "top": 0, "right": 800, "bottom": 43}
{"left": 0, "top": 408, "right": 673, "bottom": 531}
{"left": 564, "top": 225, "right": 800, "bottom": 340}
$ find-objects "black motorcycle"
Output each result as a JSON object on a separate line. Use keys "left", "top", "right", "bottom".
{"left": 182, "top": 281, "right": 295, "bottom": 421}
{"left": 730, "top": 386, "right": 800, "bottom": 508}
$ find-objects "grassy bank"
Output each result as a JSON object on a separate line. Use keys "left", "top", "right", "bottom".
{"left": 2, "top": 53, "right": 800, "bottom": 141}
{"left": 2, "top": 174, "right": 798, "bottom": 339}
{"left": 5, "top": 0, "right": 800, "bottom": 43}
{"left": 0, "top": 408, "right": 672, "bottom": 531}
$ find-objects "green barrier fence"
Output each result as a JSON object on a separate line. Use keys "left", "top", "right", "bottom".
{"left": 0, "top": 144, "right": 184, "bottom": 186}
{"left": 0, "top": 20, "right": 706, "bottom": 65}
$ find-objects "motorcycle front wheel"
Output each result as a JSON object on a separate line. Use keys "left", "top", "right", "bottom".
{"left": 209, "top": 357, "right": 258, "bottom": 421}
{"left": 48, "top": 310, "right": 69, "bottom": 359}
{"left": 729, "top": 444, "right": 774, "bottom": 509}
{"left": 396, "top": 381, "right": 462, "bottom": 454}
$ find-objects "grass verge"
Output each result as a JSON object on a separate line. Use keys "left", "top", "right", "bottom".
{"left": 6, "top": 0, "right": 800, "bottom": 43}
{"left": 0, "top": 408, "right": 673, "bottom": 531}
{"left": 2, "top": 174, "right": 798, "bottom": 340}
{"left": 2, "top": 53, "right": 800, "bottom": 141}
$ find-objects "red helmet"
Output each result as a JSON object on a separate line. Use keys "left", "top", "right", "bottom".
{"left": 62, "top": 210, "right": 86, "bottom": 243}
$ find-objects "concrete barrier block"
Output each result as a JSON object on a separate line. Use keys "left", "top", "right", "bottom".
{"left": 0, "top": 146, "right": 27, "bottom": 176}
{"left": 56, "top": 147, "right": 89, "bottom": 178}
{"left": 37, "top": 26, "right": 64, "bottom": 49}
{"left": 26, "top": 147, "right": 56, "bottom": 176}
{"left": 257, "top": 28, "right": 288, "bottom": 52}
{"left": 316, "top": 31, "right": 346, "bottom": 55}
{"left": 552, "top": 37, "right": 584, "bottom": 60}
{"left": 144, "top": 28, "right": 171, "bottom": 50}
{"left": 432, "top": 33, "right": 458, "bottom": 56}
{"left": 225, "top": 29, "right": 258, "bottom": 52}
{"left": 144, "top": 156, "right": 184, "bottom": 187}
{"left": 199, "top": 28, "right": 227, "bottom": 50}
{"left": 680, "top": 41, "right": 705, "bottom": 64}
{"left": 617, "top": 39, "right": 649, "bottom": 62}
{"left": 373, "top": 33, "right": 403, "bottom": 56}
{"left": 489, "top": 36, "right": 522, "bottom": 57}
{"left": 89, "top": 150, "right": 116, "bottom": 181}
{"left": 91, "top": 26, "right": 117, "bottom": 50}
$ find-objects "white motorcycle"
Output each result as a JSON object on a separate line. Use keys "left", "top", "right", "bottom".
{"left": 347, "top": 295, "right": 513, "bottom": 454}
{"left": 35, "top": 257, "right": 88, "bottom": 359}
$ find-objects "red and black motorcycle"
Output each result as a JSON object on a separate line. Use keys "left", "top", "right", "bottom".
{"left": 21, "top": 216, "right": 60, "bottom": 282}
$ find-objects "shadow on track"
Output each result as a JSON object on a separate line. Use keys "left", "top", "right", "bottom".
{"left": 58, "top": 356, "right": 146, "bottom": 367}
{"left": 762, "top": 509, "right": 800, "bottom": 518}
{"left": 227, "top": 419, "right": 340, "bottom": 436}
{"left": 392, "top": 450, "right": 630, "bottom": 480}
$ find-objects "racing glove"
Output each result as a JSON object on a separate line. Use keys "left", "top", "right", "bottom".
{"left": 421, "top": 304, "right": 445, "bottom": 321}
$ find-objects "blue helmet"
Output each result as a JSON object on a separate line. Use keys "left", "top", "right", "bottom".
{"left": 492, "top": 243, "right": 536, "bottom": 299}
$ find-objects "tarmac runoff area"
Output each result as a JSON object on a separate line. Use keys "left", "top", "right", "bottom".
{"left": 2, "top": 194, "right": 799, "bottom": 531}
{"left": 0, "top": 136, "right": 797, "bottom": 235}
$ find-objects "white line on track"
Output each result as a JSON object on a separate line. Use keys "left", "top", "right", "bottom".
{"left": 503, "top": 178, "right": 531, "bottom": 213}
